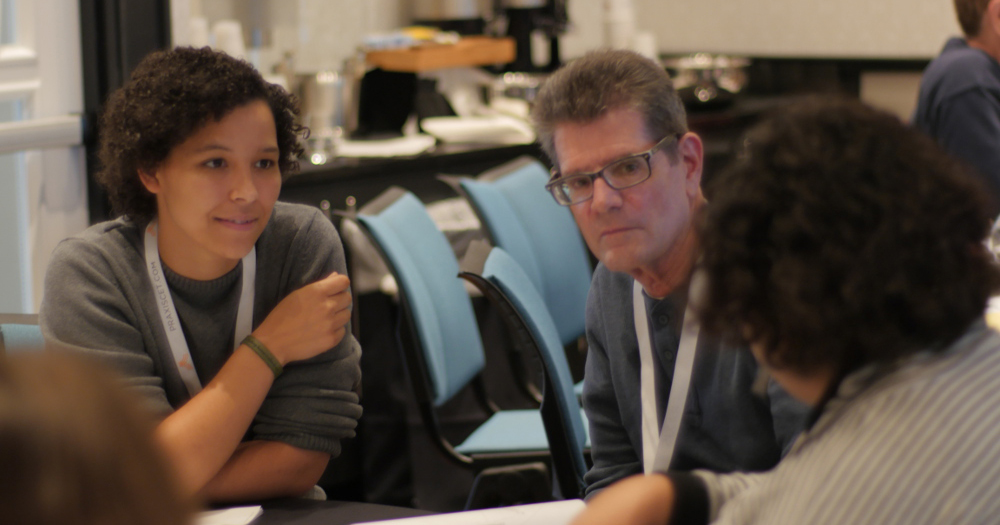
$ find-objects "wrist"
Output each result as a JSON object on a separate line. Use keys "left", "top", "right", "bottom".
{"left": 242, "top": 334, "right": 283, "bottom": 378}
{"left": 248, "top": 330, "right": 288, "bottom": 366}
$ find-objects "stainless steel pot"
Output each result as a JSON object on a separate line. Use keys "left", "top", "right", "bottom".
{"left": 296, "top": 54, "right": 366, "bottom": 163}
{"left": 662, "top": 53, "right": 750, "bottom": 106}
{"left": 490, "top": 71, "right": 546, "bottom": 104}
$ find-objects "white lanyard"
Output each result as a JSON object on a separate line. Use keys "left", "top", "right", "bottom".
{"left": 634, "top": 278, "right": 701, "bottom": 474}
{"left": 144, "top": 220, "right": 256, "bottom": 397}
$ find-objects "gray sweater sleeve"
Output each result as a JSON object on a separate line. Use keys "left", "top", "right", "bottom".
{"left": 40, "top": 210, "right": 363, "bottom": 456}
{"left": 250, "top": 205, "right": 362, "bottom": 456}
{"left": 40, "top": 224, "right": 177, "bottom": 416}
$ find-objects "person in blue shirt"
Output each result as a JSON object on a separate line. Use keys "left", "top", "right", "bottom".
{"left": 914, "top": 0, "right": 1000, "bottom": 217}
{"left": 531, "top": 49, "right": 809, "bottom": 498}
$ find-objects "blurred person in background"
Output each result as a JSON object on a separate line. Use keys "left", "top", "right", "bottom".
{"left": 573, "top": 97, "right": 1000, "bottom": 525}
{"left": 0, "top": 353, "right": 193, "bottom": 525}
{"left": 914, "top": 0, "right": 1000, "bottom": 216}
{"left": 40, "top": 47, "right": 362, "bottom": 504}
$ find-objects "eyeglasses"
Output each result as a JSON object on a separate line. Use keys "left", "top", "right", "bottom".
{"left": 545, "top": 134, "right": 681, "bottom": 206}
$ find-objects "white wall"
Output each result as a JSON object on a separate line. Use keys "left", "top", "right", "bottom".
{"left": 630, "top": 0, "right": 961, "bottom": 59}
{"left": 185, "top": 0, "right": 963, "bottom": 70}
{"left": 188, "top": 0, "right": 407, "bottom": 75}
{"left": 296, "top": 0, "right": 408, "bottom": 73}
{"left": 0, "top": 0, "right": 88, "bottom": 312}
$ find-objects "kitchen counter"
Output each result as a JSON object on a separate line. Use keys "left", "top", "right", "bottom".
{"left": 280, "top": 142, "right": 543, "bottom": 211}
{"left": 278, "top": 95, "right": 791, "bottom": 212}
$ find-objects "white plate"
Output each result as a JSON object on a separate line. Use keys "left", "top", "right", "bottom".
{"left": 420, "top": 115, "right": 535, "bottom": 145}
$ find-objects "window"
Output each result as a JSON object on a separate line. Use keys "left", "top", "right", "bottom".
{"left": 0, "top": 0, "right": 85, "bottom": 312}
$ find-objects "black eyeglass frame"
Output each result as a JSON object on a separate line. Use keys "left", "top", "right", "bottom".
{"left": 545, "top": 134, "right": 683, "bottom": 206}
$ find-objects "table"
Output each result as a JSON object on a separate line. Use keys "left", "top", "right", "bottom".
{"left": 255, "top": 499, "right": 433, "bottom": 525}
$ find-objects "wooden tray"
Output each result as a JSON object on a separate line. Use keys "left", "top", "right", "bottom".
{"left": 366, "top": 36, "right": 516, "bottom": 73}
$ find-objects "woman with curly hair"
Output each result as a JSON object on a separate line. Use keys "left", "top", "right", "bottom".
{"left": 39, "top": 47, "right": 362, "bottom": 504}
{"left": 572, "top": 97, "right": 1000, "bottom": 524}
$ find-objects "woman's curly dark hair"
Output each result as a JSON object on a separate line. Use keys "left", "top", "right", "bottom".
{"left": 696, "top": 96, "right": 1000, "bottom": 376}
{"left": 97, "top": 46, "right": 306, "bottom": 224}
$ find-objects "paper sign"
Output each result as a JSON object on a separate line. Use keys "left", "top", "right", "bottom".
{"left": 355, "top": 499, "right": 585, "bottom": 525}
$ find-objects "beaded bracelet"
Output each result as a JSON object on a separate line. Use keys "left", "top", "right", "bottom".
{"left": 242, "top": 334, "right": 283, "bottom": 379}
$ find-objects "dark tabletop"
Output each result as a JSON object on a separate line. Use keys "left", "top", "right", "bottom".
{"left": 255, "top": 499, "right": 433, "bottom": 525}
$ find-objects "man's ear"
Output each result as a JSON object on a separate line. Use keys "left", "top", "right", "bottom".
{"left": 138, "top": 169, "right": 161, "bottom": 194}
{"left": 677, "top": 132, "right": 704, "bottom": 197}
{"left": 987, "top": 0, "right": 1000, "bottom": 37}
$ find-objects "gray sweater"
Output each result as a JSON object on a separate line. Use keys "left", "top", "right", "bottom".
{"left": 40, "top": 202, "right": 362, "bottom": 456}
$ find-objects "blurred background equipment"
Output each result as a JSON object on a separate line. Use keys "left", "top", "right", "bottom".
{"left": 413, "top": 0, "right": 569, "bottom": 72}
{"left": 663, "top": 53, "right": 751, "bottom": 108}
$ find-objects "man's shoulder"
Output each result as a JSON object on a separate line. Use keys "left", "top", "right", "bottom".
{"left": 591, "top": 263, "right": 633, "bottom": 290}
{"left": 924, "top": 38, "right": 1000, "bottom": 92}
{"left": 588, "top": 263, "right": 635, "bottom": 305}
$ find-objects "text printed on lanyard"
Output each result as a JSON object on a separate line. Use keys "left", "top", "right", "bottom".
{"left": 143, "top": 220, "right": 256, "bottom": 397}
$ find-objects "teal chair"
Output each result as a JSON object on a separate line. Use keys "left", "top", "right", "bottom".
{"left": 348, "top": 187, "right": 558, "bottom": 507}
{"left": 443, "top": 157, "right": 592, "bottom": 346}
{"left": 442, "top": 156, "right": 592, "bottom": 398}
{"left": 461, "top": 242, "right": 590, "bottom": 499}
{"left": 0, "top": 314, "right": 42, "bottom": 355}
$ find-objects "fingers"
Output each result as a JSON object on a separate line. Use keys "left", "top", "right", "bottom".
{"left": 327, "top": 289, "right": 352, "bottom": 312}
{"left": 313, "top": 272, "right": 351, "bottom": 296}
{"left": 254, "top": 272, "right": 354, "bottom": 364}
{"left": 313, "top": 320, "right": 349, "bottom": 356}
{"left": 330, "top": 327, "right": 346, "bottom": 348}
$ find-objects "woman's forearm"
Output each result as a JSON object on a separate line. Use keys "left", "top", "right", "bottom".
{"left": 155, "top": 345, "right": 275, "bottom": 496}
{"left": 199, "top": 440, "right": 331, "bottom": 504}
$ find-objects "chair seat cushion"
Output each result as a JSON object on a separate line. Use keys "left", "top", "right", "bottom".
{"left": 455, "top": 409, "right": 591, "bottom": 455}
{"left": 1, "top": 324, "right": 43, "bottom": 354}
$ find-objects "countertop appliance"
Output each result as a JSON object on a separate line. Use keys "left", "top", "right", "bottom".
{"left": 662, "top": 53, "right": 751, "bottom": 107}
{"left": 412, "top": 0, "right": 569, "bottom": 72}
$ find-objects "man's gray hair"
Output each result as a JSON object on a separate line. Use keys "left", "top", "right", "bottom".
{"left": 531, "top": 48, "right": 688, "bottom": 169}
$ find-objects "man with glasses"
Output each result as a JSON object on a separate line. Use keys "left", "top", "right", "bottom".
{"left": 531, "top": 49, "right": 807, "bottom": 499}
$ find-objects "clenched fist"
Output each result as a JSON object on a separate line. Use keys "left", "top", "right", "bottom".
{"left": 249, "top": 272, "right": 352, "bottom": 365}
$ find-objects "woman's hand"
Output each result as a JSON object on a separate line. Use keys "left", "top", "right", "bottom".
{"left": 157, "top": 271, "right": 353, "bottom": 499}
{"left": 251, "top": 272, "right": 353, "bottom": 365}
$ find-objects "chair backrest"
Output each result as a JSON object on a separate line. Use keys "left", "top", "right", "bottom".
{"left": 0, "top": 323, "right": 43, "bottom": 355}
{"left": 353, "top": 187, "right": 485, "bottom": 407}
{"left": 450, "top": 157, "right": 592, "bottom": 346}
{"left": 461, "top": 243, "right": 588, "bottom": 498}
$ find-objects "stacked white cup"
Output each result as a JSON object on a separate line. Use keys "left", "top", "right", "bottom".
{"left": 212, "top": 19, "right": 246, "bottom": 59}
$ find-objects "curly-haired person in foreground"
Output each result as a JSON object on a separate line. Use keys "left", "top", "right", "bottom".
{"left": 39, "top": 47, "right": 362, "bottom": 505}
{"left": 572, "top": 97, "right": 1000, "bottom": 525}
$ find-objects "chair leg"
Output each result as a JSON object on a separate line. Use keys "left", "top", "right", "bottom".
{"left": 464, "top": 462, "right": 554, "bottom": 510}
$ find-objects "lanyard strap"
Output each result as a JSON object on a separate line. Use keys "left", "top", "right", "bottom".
{"left": 634, "top": 278, "right": 701, "bottom": 474}
{"left": 144, "top": 220, "right": 256, "bottom": 397}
